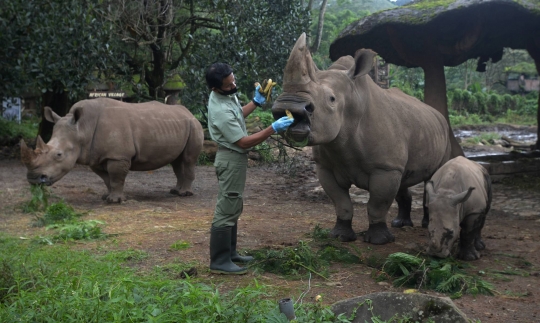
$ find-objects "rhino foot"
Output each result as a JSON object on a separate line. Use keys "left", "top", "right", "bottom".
{"left": 363, "top": 223, "right": 395, "bottom": 245}
{"left": 458, "top": 248, "right": 480, "bottom": 261}
{"left": 170, "top": 188, "right": 194, "bottom": 197}
{"left": 329, "top": 219, "right": 357, "bottom": 242}
{"left": 475, "top": 238, "right": 486, "bottom": 251}
{"left": 104, "top": 194, "right": 126, "bottom": 203}
{"left": 391, "top": 218, "right": 413, "bottom": 228}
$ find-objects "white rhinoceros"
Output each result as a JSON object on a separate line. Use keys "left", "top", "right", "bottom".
{"left": 21, "top": 98, "right": 204, "bottom": 203}
{"left": 425, "top": 156, "right": 492, "bottom": 260}
{"left": 271, "top": 33, "right": 452, "bottom": 245}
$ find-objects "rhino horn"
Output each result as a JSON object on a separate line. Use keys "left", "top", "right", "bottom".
{"left": 35, "top": 135, "right": 49, "bottom": 153}
{"left": 20, "top": 139, "right": 37, "bottom": 166}
{"left": 283, "top": 33, "right": 319, "bottom": 86}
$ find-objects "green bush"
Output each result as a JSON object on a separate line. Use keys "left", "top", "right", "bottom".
{"left": 0, "top": 117, "right": 39, "bottom": 143}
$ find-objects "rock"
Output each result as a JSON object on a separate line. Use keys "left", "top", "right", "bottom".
{"left": 331, "top": 292, "right": 469, "bottom": 323}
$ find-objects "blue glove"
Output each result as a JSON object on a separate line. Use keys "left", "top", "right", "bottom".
{"left": 272, "top": 116, "right": 294, "bottom": 133}
{"left": 253, "top": 85, "right": 266, "bottom": 106}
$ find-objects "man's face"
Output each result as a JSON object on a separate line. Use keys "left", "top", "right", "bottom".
{"left": 216, "top": 73, "right": 238, "bottom": 95}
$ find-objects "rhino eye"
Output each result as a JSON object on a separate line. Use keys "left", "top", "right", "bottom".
{"left": 330, "top": 96, "right": 335, "bottom": 102}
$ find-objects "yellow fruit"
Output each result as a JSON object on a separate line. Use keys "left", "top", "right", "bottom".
{"left": 286, "top": 109, "right": 293, "bottom": 119}
{"left": 264, "top": 78, "right": 273, "bottom": 93}
{"left": 403, "top": 289, "right": 418, "bottom": 294}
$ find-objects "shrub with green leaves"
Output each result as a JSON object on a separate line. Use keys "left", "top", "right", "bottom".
{"left": 33, "top": 200, "right": 82, "bottom": 227}
{"left": 22, "top": 184, "right": 51, "bottom": 213}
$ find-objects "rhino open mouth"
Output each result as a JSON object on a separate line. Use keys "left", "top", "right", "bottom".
{"left": 271, "top": 95, "right": 312, "bottom": 143}
{"left": 27, "top": 173, "right": 53, "bottom": 186}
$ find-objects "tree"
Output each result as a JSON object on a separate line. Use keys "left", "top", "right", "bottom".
{"left": 100, "top": 0, "right": 225, "bottom": 100}
{"left": 0, "top": 0, "right": 125, "bottom": 140}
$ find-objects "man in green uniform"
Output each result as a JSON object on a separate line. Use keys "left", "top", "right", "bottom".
{"left": 205, "top": 62, "right": 293, "bottom": 275}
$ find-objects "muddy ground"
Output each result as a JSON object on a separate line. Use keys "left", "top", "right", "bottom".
{"left": 1, "top": 143, "right": 539, "bottom": 323}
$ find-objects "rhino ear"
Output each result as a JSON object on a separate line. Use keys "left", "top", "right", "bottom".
{"left": 450, "top": 187, "right": 475, "bottom": 206}
{"left": 348, "top": 48, "right": 377, "bottom": 79}
{"left": 425, "top": 181, "right": 436, "bottom": 204}
{"left": 72, "top": 106, "right": 83, "bottom": 124}
{"left": 44, "top": 106, "right": 61, "bottom": 124}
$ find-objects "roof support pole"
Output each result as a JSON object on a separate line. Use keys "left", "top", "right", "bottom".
{"left": 387, "top": 26, "right": 464, "bottom": 157}
{"left": 526, "top": 36, "right": 540, "bottom": 150}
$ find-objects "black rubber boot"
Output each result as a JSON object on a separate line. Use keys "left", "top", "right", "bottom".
{"left": 210, "top": 226, "right": 247, "bottom": 275}
{"left": 231, "top": 223, "right": 254, "bottom": 263}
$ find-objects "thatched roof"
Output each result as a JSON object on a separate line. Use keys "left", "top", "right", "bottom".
{"left": 329, "top": 0, "right": 540, "bottom": 68}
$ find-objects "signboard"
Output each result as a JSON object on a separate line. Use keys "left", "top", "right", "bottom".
{"left": 88, "top": 91, "right": 126, "bottom": 99}
{"left": 2, "top": 97, "right": 22, "bottom": 123}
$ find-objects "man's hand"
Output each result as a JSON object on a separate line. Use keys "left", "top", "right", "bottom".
{"left": 253, "top": 85, "right": 267, "bottom": 106}
{"left": 272, "top": 116, "right": 294, "bottom": 133}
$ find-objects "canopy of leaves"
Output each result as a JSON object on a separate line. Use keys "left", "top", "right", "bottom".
{"left": 0, "top": 0, "right": 126, "bottom": 100}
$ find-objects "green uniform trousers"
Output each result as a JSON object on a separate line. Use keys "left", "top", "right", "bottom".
{"left": 212, "top": 149, "right": 248, "bottom": 227}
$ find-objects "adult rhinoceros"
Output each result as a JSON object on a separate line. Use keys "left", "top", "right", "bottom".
{"left": 21, "top": 98, "right": 204, "bottom": 203}
{"left": 271, "top": 33, "right": 452, "bottom": 245}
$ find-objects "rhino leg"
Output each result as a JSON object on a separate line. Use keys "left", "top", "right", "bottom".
{"left": 364, "top": 170, "right": 400, "bottom": 245}
{"left": 391, "top": 187, "right": 413, "bottom": 228}
{"left": 422, "top": 186, "right": 429, "bottom": 228}
{"left": 90, "top": 167, "right": 112, "bottom": 200}
{"left": 316, "top": 165, "right": 356, "bottom": 242}
{"left": 474, "top": 214, "right": 487, "bottom": 251}
{"left": 458, "top": 227, "right": 481, "bottom": 261}
{"left": 170, "top": 124, "right": 202, "bottom": 197}
{"left": 103, "top": 159, "right": 130, "bottom": 203}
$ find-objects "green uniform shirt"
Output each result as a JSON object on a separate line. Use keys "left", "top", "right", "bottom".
{"left": 207, "top": 91, "right": 249, "bottom": 153}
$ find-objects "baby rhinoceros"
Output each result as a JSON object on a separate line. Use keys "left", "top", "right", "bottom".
{"left": 425, "top": 156, "right": 492, "bottom": 261}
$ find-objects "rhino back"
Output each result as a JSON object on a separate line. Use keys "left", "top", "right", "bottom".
{"left": 431, "top": 156, "right": 490, "bottom": 217}
{"left": 316, "top": 77, "right": 450, "bottom": 186}
{"left": 75, "top": 98, "right": 200, "bottom": 170}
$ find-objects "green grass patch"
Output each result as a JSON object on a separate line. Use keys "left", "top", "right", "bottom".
{"left": 101, "top": 249, "right": 149, "bottom": 262}
{"left": 0, "top": 234, "right": 356, "bottom": 322}
{"left": 463, "top": 132, "right": 501, "bottom": 145}
{"left": 169, "top": 240, "right": 191, "bottom": 251}
{"left": 374, "top": 252, "right": 495, "bottom": 299}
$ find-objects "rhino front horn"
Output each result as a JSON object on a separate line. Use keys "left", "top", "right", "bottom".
{"left": 283, "top": 33, "right": 319, "bottom": 86}
{"left": 20, "top": 139, "right": 37, "bottom": 166}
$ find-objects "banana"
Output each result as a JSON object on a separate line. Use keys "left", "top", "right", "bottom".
{"left": 264, "top": 78, "right": 273, "bottom": 93}
{"left": 285, "top": 109, "right": 293, "bottom": 119}
{"left": 255, "top": 78, "right": 278, "bottom": 103}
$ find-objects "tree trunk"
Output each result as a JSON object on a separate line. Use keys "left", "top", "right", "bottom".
{"left": 423, "top": 62, "right": 465, "bottom": 158}
{"left": 526, "top": 37, "right": 540, "bottom": 150}
{"left": 38, "top": 90, "right": 71, "bottom": 142}
{"left": 310, "top": 0, "right": 328, "bottom": 53}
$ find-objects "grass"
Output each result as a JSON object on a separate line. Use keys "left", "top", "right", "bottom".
{"left": 0, "top": 234, "right": 356, "bottom": 322}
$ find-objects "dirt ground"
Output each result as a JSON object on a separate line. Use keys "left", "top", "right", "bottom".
{"left": 1, "top": 145, "right": 539, "bottom": 323}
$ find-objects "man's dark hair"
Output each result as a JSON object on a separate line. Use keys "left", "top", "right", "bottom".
{"left": 205, "top": 63, "right": 233, "bottom": 90}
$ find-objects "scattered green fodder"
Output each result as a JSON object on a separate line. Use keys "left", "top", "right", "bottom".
{"left": 22, "top": 184, "right": 51, "bottom": 213}
{"left": 33, "top": 200, "right": 83, "bottom": 227}
{"left": 169, "top": 240, "right": 191, "bottom": 251}
{"left": 35, "top": 220, "right": 107, "bottom": 244}
{"left": 374, "top": 252, "right": 495, "bottom": 299}
{"left": 0, "top": 234, "right": 355, "bottom": 322}
{"left": 250, "top": 241, "right": 330, "bottom": 279}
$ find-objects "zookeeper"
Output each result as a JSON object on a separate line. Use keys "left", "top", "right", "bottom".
{"left": 205, "top": 62, "right": 293, "bottom": 275}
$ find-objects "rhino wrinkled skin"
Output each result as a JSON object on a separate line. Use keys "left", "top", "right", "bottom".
{"left": 426, "top": 156, "right": 492, "bottom": 260}
{"left": 271, "top": 33, "right": 452, "bottom": 245}
{"left": 21, "top": 98, "right": 204, "bottom": 203}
